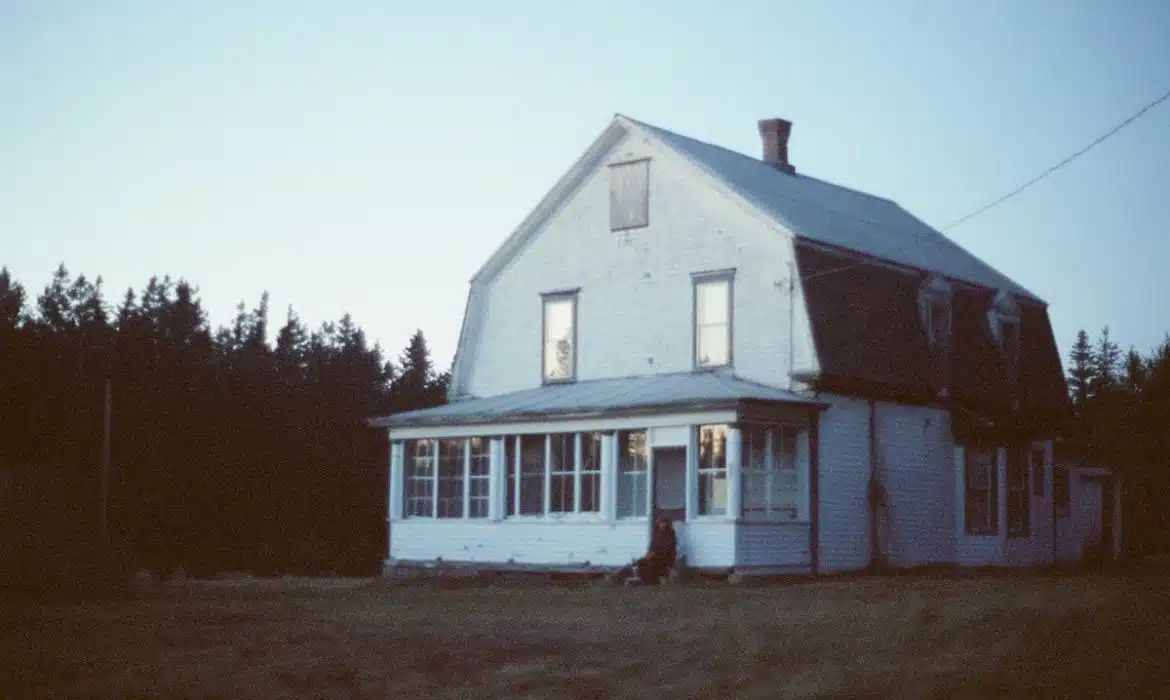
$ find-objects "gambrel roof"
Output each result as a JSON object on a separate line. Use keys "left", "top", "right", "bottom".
{"left": 441, "top": 114, "right": 1069, "bottom": 436}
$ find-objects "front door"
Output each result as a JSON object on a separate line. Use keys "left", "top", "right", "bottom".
{"left": 650, "top": 446, "right": 687, "bottom": 562}
{"left": 651, "top": 446, "right": 686, "bottom": 523}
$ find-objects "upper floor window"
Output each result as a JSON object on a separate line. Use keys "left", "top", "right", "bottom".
{"left": 609, "top": 159, "right": 649, "bottom": 231}
{"left": 919, "top": 275, "right": 952, "bottom": 378}
{"left": 989, "top": 290, "right": 1021, "bottom": 380}
{"left": 693, "top": 270, "right": 734, "bottom": 369}
{"left": 541, "top": 290, "right": 577, "bottom": 383}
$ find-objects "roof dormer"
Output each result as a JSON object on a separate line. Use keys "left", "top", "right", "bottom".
{"left": 988, "top": 290, "right": 1021, "bottom": 382}
{"left": 919, "top": 274, "right": 953, "bottom": 378}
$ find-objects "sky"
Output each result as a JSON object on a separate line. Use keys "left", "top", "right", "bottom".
{"left": 3, "top": 1, "right": 1169, "bottom": 373}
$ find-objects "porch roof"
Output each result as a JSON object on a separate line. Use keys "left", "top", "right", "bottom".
{"left": 368, "top": 372, "right": 824, "bottom": 429}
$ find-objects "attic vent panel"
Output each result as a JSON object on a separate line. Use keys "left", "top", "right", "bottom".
{"left": 609, "top": 158, "right": 649, "bottom": 231}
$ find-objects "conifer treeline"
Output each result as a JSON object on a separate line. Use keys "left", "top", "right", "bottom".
{"left": 1064, "top": 327, "right": 1170, "bottom": 556}
{"left": 4, "top": 263, "right": 1170, "bottom": 575}
{"left": 0, "top": 264, "right": 446, "bottom": 576}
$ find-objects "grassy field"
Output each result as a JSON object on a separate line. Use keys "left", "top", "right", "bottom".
{"left": 2, "top": 569, "right": 1168, "bottom": 699}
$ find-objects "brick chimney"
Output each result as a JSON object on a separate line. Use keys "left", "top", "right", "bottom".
{"left": 758, "top": 118, "right": 795, "bottom": 175}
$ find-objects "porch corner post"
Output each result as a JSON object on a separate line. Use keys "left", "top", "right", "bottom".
{"left": 389, "top": 439, "right": 404, "bottom": 522}
{"left": 488, "top": 438, "right": 504, "bottom": 521}
{"left": 726, "top": 425, "right": 743, "bottom": 521}
{"left": 685, "top": 427, "right": 698, "bottom": 521}
{"left": 600, "top": 433, "right": 616, "bottom": 521}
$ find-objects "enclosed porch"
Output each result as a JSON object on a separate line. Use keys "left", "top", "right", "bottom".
{"left": 368, "top": 373, "right": 826, "bottom": 575}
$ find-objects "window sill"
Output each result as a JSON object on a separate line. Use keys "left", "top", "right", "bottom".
{"left": 964, "top": 530, "right": 1000, "bottom": 537}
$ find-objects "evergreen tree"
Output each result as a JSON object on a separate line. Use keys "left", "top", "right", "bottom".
{"left": 1066, "top": 329, "right": 1096, "bottom": 410}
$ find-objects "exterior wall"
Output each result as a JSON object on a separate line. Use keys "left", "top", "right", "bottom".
{"left": 736, "top": 522, "right": 811, "bottom": 570}
{"left": 1054, "top": 465, "right": 1121, "bottom": 565}
{"left": 955, "top": 442, "right": 1055, "bottom": 567}
{"left": 389, "top": 520, "right": 647, "bottom": 568}
{"left": 875, "top": 402, "right": 956, "bottom": 567}
{"left": 463, "top": 128, "right": 817, "bottom": 397}
{"left": 1002, "top": 442, "right": 1055, "bottom": 568}
{"left": 814, "top": 395, "right": 872, "bottom": 573}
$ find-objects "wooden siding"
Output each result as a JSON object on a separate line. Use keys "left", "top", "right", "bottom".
{"left": 460, "top": 128, "right": 818, "bottom": 398}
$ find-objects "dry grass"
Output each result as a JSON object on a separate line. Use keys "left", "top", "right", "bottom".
{"left": 2, "top": 570, "right": 1168, "bottom": 699}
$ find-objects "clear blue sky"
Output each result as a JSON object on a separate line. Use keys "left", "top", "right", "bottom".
{"left": 3, "top": 1, "right": 1169, "bottom": 372}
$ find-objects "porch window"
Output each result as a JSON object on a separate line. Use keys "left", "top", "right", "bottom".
{"left": 405, "top": 439, "right": 436, "bottom": 518}
{"left": 519, "top": 435, "right": 545, "bottom": 515}
{"left": 1006, "top": 448, "right": 1030, "bottom": 537}
{"left": 468, "top": 437, "right": 491, "bottom": 518}
{"left": 693, "top": 272, "right": 733, "bottom": 369}
{"left": 542, "top": 292, "right": 577, "bottom": 383}
{"left": 617, "top": 429, "right": 649, "bottom": 518}
{"left": 549, "top": 433, "right": 575, "bottom": 514}
{"left": 437, "top": 439, "right": 464, "bottom": 518}
{"left": 580, "top": 432, "right": 602, "bottom": 513}
{"left": 964, "top": 447, "right": 998, "bottom": 535}
{"left": 697, "top": 424, "right": 728, "bottom": 516}
{"left": 505, "top": 436, "right": 517, "bottom": 516}
{"left": 742, "top": 425, "right": 800, "bottom": 521}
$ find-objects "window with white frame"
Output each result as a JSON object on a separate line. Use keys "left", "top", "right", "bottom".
{"left": 609, "top": 159, "right": 649, "bottom": 231}
{"left": 694, "top": 273, "right": 733, "bottom": 368}
{"left": 617, "top": 429, "right": 649, "bottom": 518}
{"left": 549, "top": 432, "right": 575, "bottom": 514}
{"left": 580, "top": 433, "right": 602, "bottom": 513}
{"left": 697, "top": 424, "right": 728, "bottom": 516}
{"left": 742, "top": 425, "right": 801, "bottom": 521}
{"left": 518, "top": 435, "right": 545, "bottom": 515}
{"left": 1006, "top": 448, "right": 1030, "bottom": 537}
{"left": 504, "top": 436, "right": 517, "bottom": 517}
{"left": 405, "top": 439, "right": 436, "bottom": 517}
{"left": 437, "top": 439, "right": 465, "bottom": 518}
{"left": 964, "top": 447, "right": 997, "bottom": 535}
{"left": 542, "top": 292, "right": 577, "bottom": 383}
{"left": 468, "top": 437, "right": 491, "bottom": 518}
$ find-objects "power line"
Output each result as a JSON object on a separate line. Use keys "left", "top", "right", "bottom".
{"left": 942, "top": 86, "right": 1170, "bottom": 231}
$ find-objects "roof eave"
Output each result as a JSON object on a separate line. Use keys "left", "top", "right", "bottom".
{"left": 369, "top": 395, "right": 828, "bottom": 431}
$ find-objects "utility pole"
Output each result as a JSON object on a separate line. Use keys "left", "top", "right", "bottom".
{"left": 101, "top": 373, "right": 111, "bottom": 547}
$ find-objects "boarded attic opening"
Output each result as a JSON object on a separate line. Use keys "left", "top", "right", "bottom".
{"left": 609, "top": 159, "right": 649, "bottom": 231}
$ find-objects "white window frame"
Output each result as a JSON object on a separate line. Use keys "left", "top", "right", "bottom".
{"left": 548, "top": 432, "right": 576, "bottom": 515}
{"left": 541, "top": 291, "right": 578, "bottom": 384}
{"left": 467, "top": 437, "right": 491, "bottom": 519}
{"left": 741, "top": 425, "right": 802, "bottom": 522}
{"left": 693, "top": 270, "right": 735, "bottom": 370}
{"left": 696, "top": 424, "right": 729, "bottom": 517}
{"left": 436, "top": 439, "right": 465, "bottom": 518}
{"left": 579, "top": 432, "right": 602, "bottom": 514}
{"left": 609, "top": 158, "right": 649, "bottom": 231}
{"left": 405, "top": 438, "right": 436, "bottom": 518}
{"left": 616, "top": 429, "right": 649, "bottom": 519}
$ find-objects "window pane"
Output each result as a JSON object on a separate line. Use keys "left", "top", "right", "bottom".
{"left": 519, "top": 435, "right": 545, "bottom": 515}
{"left": 580, "top": 433, "right": 602, "bottom": 514}
{"left": 437, "top": 439, "right": 464, "bottom": 519}
{"left": 470, "top": 437, "right": 490, "bottom": 476}
{"left": 610, "top": 160, "right": 648, "bottom": 230}
{"left": 696, "top": 280, "right": 729, "bottom": 325}
{"left": 617, "top": 430, "right": 648, "bottom": 518}
{"left": 698, "top": 425, "right": 727, "bottom": 470}
{"left": 543, "top": 298, "right": 575, "bottom": 381}
{"left": 549, "top": 433, "right": 575, "bottom": 514}
{"left": 505, "top": 437, "right": 516, "bottom": 516}
{"left": 697, "top": 323, "right": 729, "bottom": 367}
{"left": 699, "top": 471, "right": 727, "bottom": 516}
{"left": 1031, "top": 449, "right": 1045, "bottom": 497}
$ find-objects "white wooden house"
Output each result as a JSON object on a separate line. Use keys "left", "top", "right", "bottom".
{"left": 368, "top": 114, "right": 1073, "bottom": 577}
